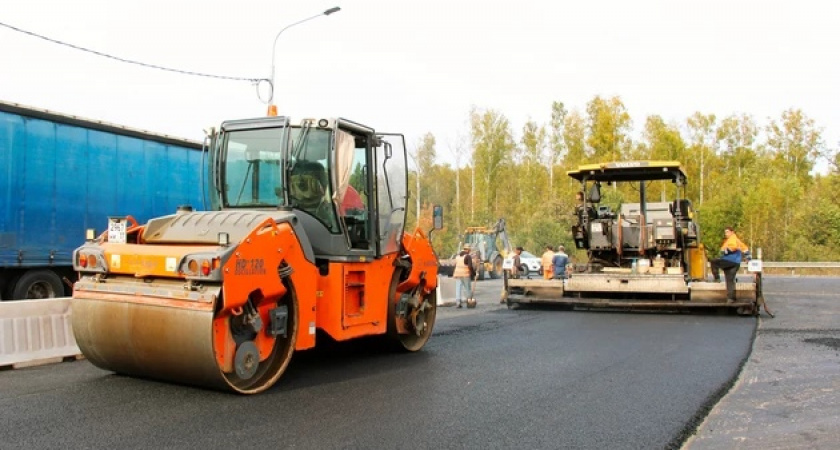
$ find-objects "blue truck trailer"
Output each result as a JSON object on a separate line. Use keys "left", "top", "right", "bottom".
{"left": 0, "top": 100, "right": 204, "bottom": 300}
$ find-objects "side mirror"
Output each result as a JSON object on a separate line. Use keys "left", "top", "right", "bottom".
{"left": 428, "top": 205, "right": 444, "bottom": 249}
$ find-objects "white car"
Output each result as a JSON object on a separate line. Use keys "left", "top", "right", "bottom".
{"left": 519, "top": 251, "right": 543, "bottom": 277}
{"left": 504, "top": 250, "right": 542, "bottom": 277}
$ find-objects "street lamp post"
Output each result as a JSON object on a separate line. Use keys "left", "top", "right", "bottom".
{"left": 267, "top": 6, "right": 341, "bottom": 116}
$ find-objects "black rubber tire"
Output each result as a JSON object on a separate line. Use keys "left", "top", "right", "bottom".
{"left": 11, "top": 270, "right": 64, "bottom": 300}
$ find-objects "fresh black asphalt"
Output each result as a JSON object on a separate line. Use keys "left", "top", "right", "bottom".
{"left": 0, "top": 278, "right": 755, "bottom": 449}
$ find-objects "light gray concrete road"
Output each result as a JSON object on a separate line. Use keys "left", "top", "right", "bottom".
{"left": 685, "top": 276, "right": 840, "bottom": 449}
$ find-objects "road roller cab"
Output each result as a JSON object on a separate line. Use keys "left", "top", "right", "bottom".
{"left": 71, "top": 116, "right": 441, "bottom": 394}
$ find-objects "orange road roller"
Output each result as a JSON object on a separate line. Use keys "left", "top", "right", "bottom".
{"left": 72, "top": 116, "right": 441, "bottom": 394}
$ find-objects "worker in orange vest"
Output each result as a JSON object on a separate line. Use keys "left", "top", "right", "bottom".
{"left": 540, "top": 245, "right": 555, "bottom": 280}
{"left": 709, "top": 226, "right": 750, "bottom": 303}
{"left": 453, "top": 244, "right": 476, "bottom": 308}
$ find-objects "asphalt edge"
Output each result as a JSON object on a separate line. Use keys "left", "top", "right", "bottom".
{"left": 672, "top": 313, "right": 763, "bottom": 449}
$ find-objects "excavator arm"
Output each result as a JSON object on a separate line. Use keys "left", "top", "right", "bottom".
{"left": 494, "top": 218, "right": 513, "bottom": 258}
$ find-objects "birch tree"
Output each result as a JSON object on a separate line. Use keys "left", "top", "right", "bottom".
{"left": 766, "top": 108, "right": 824, "bottom": 183}
{"left": 547, "top": 101, "right": 568, "bottom": 197}
{"left": 470, "top": 107, "right": 515, "bottom": 222}
{"left": 685, "top": 112, "right": 717, "bottom": 204}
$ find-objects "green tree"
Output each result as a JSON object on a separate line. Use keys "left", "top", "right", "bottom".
{"left": 639, "top": 115, "right": 686, "bottom": 161}
{"left": 415, "top": 101, "right": 834, "bottom": 264}
{"left": 547, "top": 101, "right": 568, "bottom": 197}
{"left": 766, "top": 108, "right": 825, "bottom": 183}
{"left": 563, "top": 110, "right": 587, "bottom": 168}
{"left": 685, "top": 112, "right": 718, "bottom": 204}
{"left": 716, "top": 113, "right": 759, "bottom": 179}
{"left": 407, "top": 133, "right": 437, "bottom": 228}
{"left": 470, "top": 107, "right": 515, "bottom": 223}
{"left": 506, "top": 120, "right": 550, "bottom": 238}
{"left": 585, "top": 96, "right": 632, "bottom": 162}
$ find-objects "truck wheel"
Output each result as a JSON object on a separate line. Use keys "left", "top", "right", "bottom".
{"left": 11, "top": 270, "right": 64, "bottom": 300}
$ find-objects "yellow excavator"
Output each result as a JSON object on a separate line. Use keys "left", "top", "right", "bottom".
{"left": 439, "top": 218, "right": 512, "bottom": 280}
{"left": 71, "top": 116, "right": 441, "bottom": 394}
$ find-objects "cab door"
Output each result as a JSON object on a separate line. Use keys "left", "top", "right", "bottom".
{"left": 374, "top": 133, "right": 408, "bottom": 256}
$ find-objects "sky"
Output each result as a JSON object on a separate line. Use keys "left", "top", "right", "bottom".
{"left": 2, "top": 0, "right": 838, "bottom": 168}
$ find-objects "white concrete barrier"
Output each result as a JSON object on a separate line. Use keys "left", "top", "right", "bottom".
{"left": 436, "top": 276, "right": 456, "bottom": 306}
{"left": 0, "top": 298, "right": 80, "bottom": 369}
{"left": 436, "top": 275, "right": 506, "bottom": 306}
